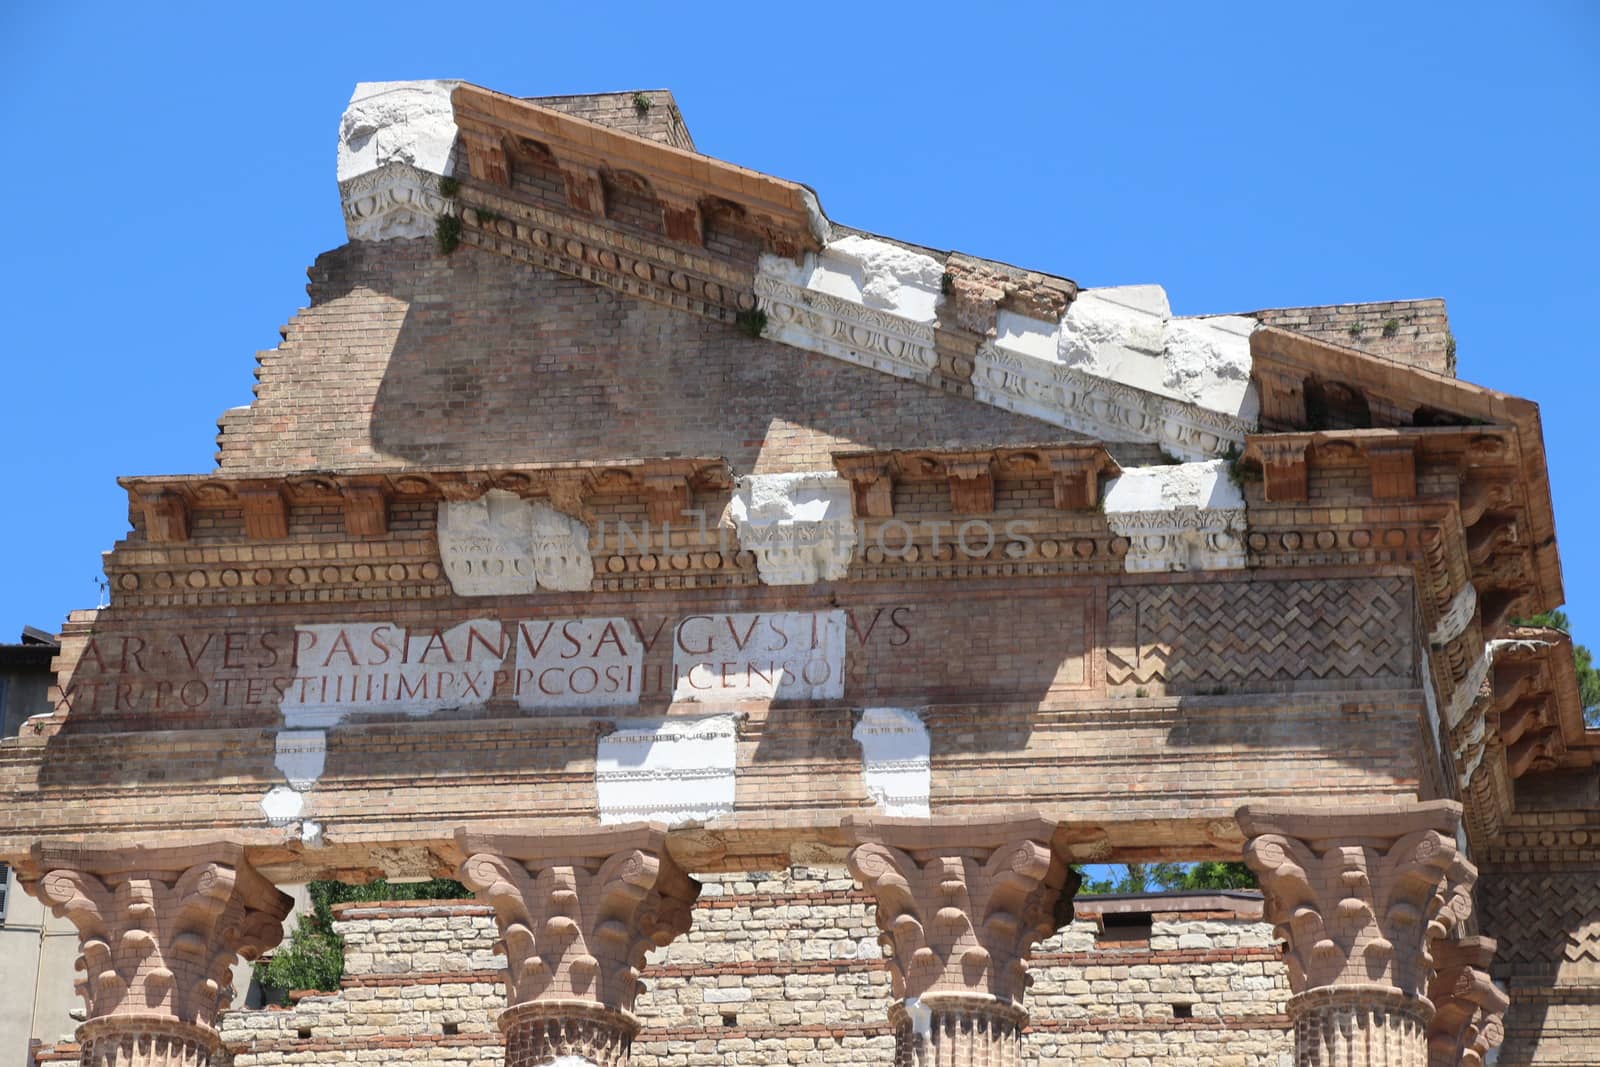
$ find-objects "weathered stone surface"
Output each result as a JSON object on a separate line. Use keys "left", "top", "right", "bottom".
{"left": 727, "top": 473, "right": 856, "bottom": 585}
{"left": 1102, "top": 461, "right": 1246, "bottom": 573}
{"left": 439, "top": 490, "right": 594, "bottom": 595}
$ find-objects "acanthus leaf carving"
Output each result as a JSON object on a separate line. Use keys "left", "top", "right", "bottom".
{"left": 1239, "top": 803, "right": 1469, "bottom": 998}
{"left": 24, "top": 850, "right": 290, "bottom": 1036}
{"left": 456, "top": 830, "right": 699, "bottom": 1016}
{"left": 845, "top": 823, "right": 1073, "bottom": 1010}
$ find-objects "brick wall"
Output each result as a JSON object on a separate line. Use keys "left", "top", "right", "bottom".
{"left": 1254, "top": 299, "right": 1454, "bottom": 376}
{"left": 532, "top": 91, "right": 696, "bottom": 151}
{"left": 215, "top": 241, "right": 1071, "bottom": 477}
{"left": 213, "top": 871, "right": 1291, "bottom": 1067}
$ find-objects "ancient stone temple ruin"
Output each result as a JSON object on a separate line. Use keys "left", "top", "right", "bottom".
{"left": 3, "top": 80, "right": 1597, "bottom": 1066}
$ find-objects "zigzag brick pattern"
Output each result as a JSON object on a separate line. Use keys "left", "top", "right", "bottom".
{"left": 1480, "top": 874, "right": 1600, "bottom": 978}
{"left": 1106, "top": 578, "right": 1414, "bottom": 689}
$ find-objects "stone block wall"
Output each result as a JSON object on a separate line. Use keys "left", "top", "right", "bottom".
{"left": 203, "top": 871, "right": 1291, "bottom": 1067}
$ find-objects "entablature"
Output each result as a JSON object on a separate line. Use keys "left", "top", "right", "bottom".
{"left": 451, "top": 83, "right": 824, "bottom": 260}
{"left": 119, "top": 458, "right": 735, "bottom": 545}
{"left": 831, "top": 444, "right": 1119, "bottom": 517}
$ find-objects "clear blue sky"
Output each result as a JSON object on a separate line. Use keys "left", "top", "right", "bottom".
{"left": 2, "top": 3, "right": 1596, "bottom": 640}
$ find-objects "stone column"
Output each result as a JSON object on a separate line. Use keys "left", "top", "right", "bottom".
{"left": 844, "top": 816, "right": 1075, "bottom": 1067}
{"left": 1238, "top": 801, "right": 1478, "bottom": 1067}
{"left": 455, "top": 824, "right": 700, "bottom": 1067}
{"left": 1427, "top": 936, "right": 1507, "bottom": 1067}
{"left": 19, "top": 841, "right": 292, "bottom": 1067}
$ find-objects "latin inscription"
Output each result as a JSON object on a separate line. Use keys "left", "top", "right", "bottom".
{"left": 60, "top": 608, "right": 908, "bottom": 718}
{"left": 672, "top": 611, "right": 847, "bottom": 702}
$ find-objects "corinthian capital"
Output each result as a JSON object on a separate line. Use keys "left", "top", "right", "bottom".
{"left": 455, "top": 824, "right": 699, "bottom": 1015}
{"left": 1428, "top": 936, "right": 1507, "bottom": 1067}
{"left": 1238, "top": 800, "right": 1472, "bottom": 997}
{"left": 844, "top": 815, "right": 1075, "bottom": 1008}
{"left": 20, "top": 841, "right": 290, "bottom": 1032}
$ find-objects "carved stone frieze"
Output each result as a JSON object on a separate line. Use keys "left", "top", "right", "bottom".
{"left": 438, "top": 489, "right": 594, "bottom": 595}
{"left": 1104, "top": 506, "right": 1246, "bottom": 574}
{"left": 727, "top": 472, "right": 856, "bottom": 586}
{"left": 339, "top": 162, "right": 455, "bottom": 242}
{"left": 756, "top": 272, "right": 939, "bottom": 384}
{"left": 973, "top": 341, "right": 1253, "bottom": 460}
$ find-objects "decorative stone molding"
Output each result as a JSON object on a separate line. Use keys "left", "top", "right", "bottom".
{"left": 727, "top": 472, "right": 856, "bottom": 585}
{"left": 340, "top": 482, "right": 390, "bottom": 536}
{"left": 944, "top": 253, "right": 1076, "bottom": 327}
{"left": 75, "top": 1015, "right": 229, "bottom": 1067}
{"left": 755, "top": 271, "right": 939, "bottom": 384}
{"left": 138, "top": 490, "right": 189, "bottom": 544}
{"left": 853, "top": 708, "right": 931, "bottom": 818}
{"left": 452, "top": 83, "right": 824, "bottom": 258}
{"left": 460, "top": 190, "right": 757, "bottom": 323}
{"left": 1102, "top": 461, "right": 1247, "bottom": 573}
{"left": 974, "top": 340, "right": 1253, "bottom": 460}
{"left": 1238, "top": 801, "right": 1472, "bottom": 998}
{"left": 889, "top": 993, "right": 1027, "bottom": 1067}
{"left": 122, "top": 460, "right": 731, "bottom": 547}
{"left": 844, "top": 816, "right": 1074, "bottom": 1067}
{"left": 20, "top": 842, "right": 291, "bottom": 1066}
{"left": 454, "top": 825, "right": 699, "bottom": 1015}
{"left": 339, "top": 162, "right": 455, "bottom": 242}
{"left": 834, "top": 445, "right": 1117, "bottom": 519}
{"left": 273, "top": 729, "right": 327, "bottom": 791}
{"left": 238, "top": 488, "right": 288, "bottom": 540}
{"left": 1427, "top": 936, "right": 1507, "bottom": 1067}
{"left": 438, "top": 489, "right": 594, "bottom": 595}
{"left": 595, "top": 716, "right": 737, "bottom": 825}
{"left": 336, "top": 81, "right": 461, "bottom": 242}
{"left": 1429, "top": 582, "right": 1479, "bottom": 648}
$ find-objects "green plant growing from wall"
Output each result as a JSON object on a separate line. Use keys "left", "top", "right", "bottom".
{"left": 254, "top": 878, "right": 472, "bottom": 999}
{"left": 437, "top": 175, "right": 461, "bottom": 199}
{"left": 633, "top": 92, "right": 653, "bottom": 116}
{"left": 736, "top": 308, "right": 767, "bottom": 339}
{"left": 435, "top": 213, "right": 462, "bottom": 255}
{"left": 1381, "top": 318, "right": 1400, "bottom": 338}
{"left": 1222, "top": 444, "right": 1262, "bottom": 488}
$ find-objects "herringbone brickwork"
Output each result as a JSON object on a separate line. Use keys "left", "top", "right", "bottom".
{"left": 1106, "top": 577, "right": 1414, "bottom": 690}
{"left": 1481, "top": 873, "right": 1600, "bottom": 979}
